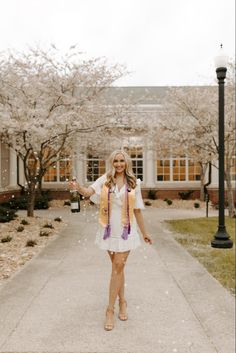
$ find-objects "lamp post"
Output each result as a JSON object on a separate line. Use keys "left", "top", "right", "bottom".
{"left": 211, "top": 45, "right": 233, "bottom": 248}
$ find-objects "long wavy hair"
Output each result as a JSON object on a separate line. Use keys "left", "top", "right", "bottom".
{"left": 105, "top": 150, "right": 137, "bottom": 189}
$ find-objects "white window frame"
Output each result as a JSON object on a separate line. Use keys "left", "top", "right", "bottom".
{"left": 156, "top": 156, "right": 201, "bottom": 182}
{"left": 125, "top": 146, "right": 144, "bottom": 181}
{"left": 43, "top": 155, "right": 72, "bottom": 183}
{"left": 86, "top": 155, "right": 106, "bottom": 182}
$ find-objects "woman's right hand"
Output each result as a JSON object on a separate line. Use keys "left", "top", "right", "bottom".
{"left": 143, "top": 234, "right": 153, "bottom": 245}
{"left": 69, "top": 180, "right": 78, "bottom": 191}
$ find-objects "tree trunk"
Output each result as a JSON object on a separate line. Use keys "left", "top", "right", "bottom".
{"left": 37, "top": 177, "right": 43, "bottom": 196}
{"left": 200, "top": 173, "right": 205, "bottom": 201}
{"left": 27, "top": 183, "right": 36, "bottom": 217}
{"left": 225, "top": 165, "right": 236, "bottom": 218}
{"left": 200, "top": 163, "right": 208, "bottom": 201}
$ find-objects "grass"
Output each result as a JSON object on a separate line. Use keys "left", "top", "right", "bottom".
{"left": 165, "top": 217, "right": 235, "bottom": 295}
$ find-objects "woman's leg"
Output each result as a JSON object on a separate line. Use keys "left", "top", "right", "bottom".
{"left": 107, "top": 251, "right": 125, "bottom": 301}
{"left": 104, "top": 250, "right": 130, "bottom": 330}
{"left": 108, "top": 251, "right": 130, "bottom": 308}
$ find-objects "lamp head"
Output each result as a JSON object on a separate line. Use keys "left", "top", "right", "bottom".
{"left": 214, "top": 44, "right": 229, "bottom": 69}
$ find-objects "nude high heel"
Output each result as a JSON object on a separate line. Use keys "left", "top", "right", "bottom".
{"left": 118, "top": 299, "right": 128, "bottom": 321}
{"left": 104, "top": 306, "right": 115, "bottom": 331}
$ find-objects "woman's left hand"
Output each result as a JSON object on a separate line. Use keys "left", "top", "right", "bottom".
{"left": 143, "top": 234, "right": 153, "bottom": 244}
{"left": 69, "top": 181, "right": 78, "bottom": 190}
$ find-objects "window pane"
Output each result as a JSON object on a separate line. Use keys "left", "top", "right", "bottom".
{"left": 188, "top": 160, "right": 201, "bottom": 181}
{"left": 44, "top": 149, "right": 72, "bottom": 182}
{"left": 157, "top": 159, "right": 170, "bottom": 182}
{"left": 125, "top": 147, "right": 143, "bottom": 181}
{"left": 59, "top": 159, "right": 72, "bottom": 182}
{"left": 86, "top": 155, "right": 106, "bottom": 182}
{"left": 44, "top": 163, "right": 57, "bottom": 182}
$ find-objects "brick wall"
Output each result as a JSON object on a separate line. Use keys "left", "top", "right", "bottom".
{"left": 0, "top": 190, "right": 21, "bottom": 203}
{"left": 141, "top": 188, "right": 200, "bottom": 200}
{"left": 208, "top": 189, "right": 236, "bottom": 205}
{"left": 48, "top": 190, "right": 70, "bottom": 200}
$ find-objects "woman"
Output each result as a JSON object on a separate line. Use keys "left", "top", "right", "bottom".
{"left": 69, "top": 150, "right": 153, "bottom": 331}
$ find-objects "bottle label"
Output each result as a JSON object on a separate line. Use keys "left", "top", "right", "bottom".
{"left": 71, "top": 202, "right": 79, "bottom": 210}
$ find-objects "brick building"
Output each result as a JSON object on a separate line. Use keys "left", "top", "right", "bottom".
{"left": 0, "top": 87, "right": 235, "bottom": 203}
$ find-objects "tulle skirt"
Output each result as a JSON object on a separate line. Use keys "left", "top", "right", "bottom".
{"left": 94, "top": 224, "right": 142, "bottom": 252}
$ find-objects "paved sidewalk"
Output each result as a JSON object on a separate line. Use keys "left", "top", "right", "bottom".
{"left": 0, "top": 206, "right": 234, "bottom": 353}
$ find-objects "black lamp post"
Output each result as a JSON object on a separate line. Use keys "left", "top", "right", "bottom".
{"left": 211, "top": 45, "right": 233, "bottom": 249}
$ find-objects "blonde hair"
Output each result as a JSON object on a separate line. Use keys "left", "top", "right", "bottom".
{"left": 105, "top": 150, "right": 137, "bottom": 189}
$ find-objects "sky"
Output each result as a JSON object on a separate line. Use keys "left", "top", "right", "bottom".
{"left": 0, "top": 0, "right": 235, "bottom": 86}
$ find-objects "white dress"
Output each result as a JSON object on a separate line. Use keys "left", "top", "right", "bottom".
{"left": 90, "top": 174, "right": 145, "bottom": 252}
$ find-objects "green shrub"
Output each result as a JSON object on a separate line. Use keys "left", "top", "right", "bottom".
{"left": 26, "top": 239, "right": 37, "bottom": 247}
{"left": 1, "top": 236, "right": 13, "bottom": 243}
{"left": 0, "top": 206, "right": 17, "bottom": 223}
{"left": 34, "top": 193, "right": 49, "bottom": 209}
{"left": 54, "top": 217, "right": 62, "bottom": 222}
{"left": 144, "top": 200, "right": 152, "bottom": 206}
{"left": 43, "top": 223, "right": 54, "bottom": 229}
{"left": 64, "top": 200, "right": 71, "bottom": 206}
{"left": 21, "top": 219, "right": 29, "bottom": 225}
{"left": 148, "top": 189, "right": 157, "bottom": 200}
{"left": 165, "top": 199, "right": 173, "bottom": 205}
{"left": 178, "top": 191, "right": 194, "bottom": 200}
{"left": 2, "top": 196, "right": 28, "bottom": 210}
{"left": 194, "top": 202, "right": 200, "bottom": 208}
{"left": 0, "top": 191, "right": 50, "bottom": 210}
{"left": 17, "top": 226, "right": 24, "bottom": 232}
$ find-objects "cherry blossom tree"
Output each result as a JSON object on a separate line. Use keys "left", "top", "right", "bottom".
{"left": 0, "top": 45, "right": 125, "bottom": 216}
{"left": 157, "top": 65, "right": 235, "bottom": 216}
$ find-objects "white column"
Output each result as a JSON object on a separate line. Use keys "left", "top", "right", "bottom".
{"left": 74, "top": 152, "right": 85, "bottom": 183}
{"left": 209, "top": 163, "right": 219, "bottom": 188}
{"left": 18, "top": 158, "right": 25, "bottom": 187}
{"left": 9, "top": 148, "right": 17, "bottom": 187}
{"left": 145, "top": 149, "right": 156, "bottom": 187}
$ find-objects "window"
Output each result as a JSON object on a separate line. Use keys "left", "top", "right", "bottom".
{"left": 125, "top": 147, "right": 143, "bottom": 180}
{"left": 86, "top": 154, "right": 106, "bottom": 182}
{"left": 172, "top": 157, "right": 186, "bottom": 181}
{"left": 188, "top": 160, "right": 201, "bottom": 181}
{"left": 59, "top": 155, "right": 72, "bottom": 182}
{"left": 44, "top": 162, "right": 57, "bottom": 182}
{"left": 44, "top": 152, "right": 72, "bottom": 182}
{"left": 157, "top": 159, "right": 170, "bottom": 181}
{"left": 157, "top": 156, "right": 201, "bottom": 182}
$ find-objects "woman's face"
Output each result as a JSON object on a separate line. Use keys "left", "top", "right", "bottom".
{"left": 113, "top": 153, "right": 126, "bottom": 174}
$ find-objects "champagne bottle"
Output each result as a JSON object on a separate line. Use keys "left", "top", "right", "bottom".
{"left": 70, "top": 177, "right": 80, "bottom": 213}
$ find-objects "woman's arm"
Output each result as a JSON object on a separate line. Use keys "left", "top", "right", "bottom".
{"left": 68, "top": 181, "right": 95, "bottom": 198}
{"left": 134, "top": 209, "right": 153, "bottom": 244}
